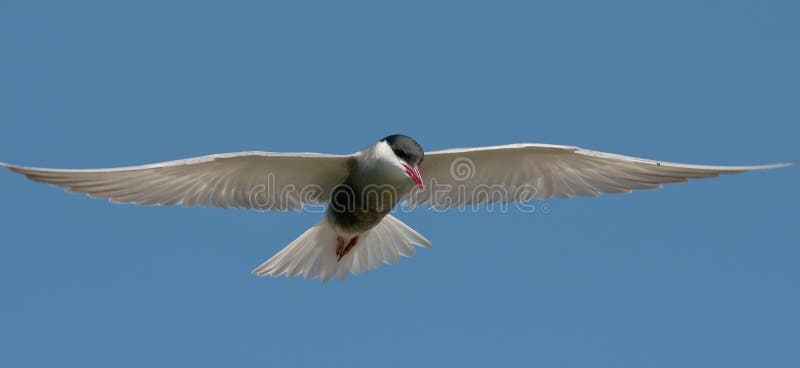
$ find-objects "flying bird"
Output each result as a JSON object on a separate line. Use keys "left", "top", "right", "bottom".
{"left": 1, "top": 135, "right": 792, "bottom": 281}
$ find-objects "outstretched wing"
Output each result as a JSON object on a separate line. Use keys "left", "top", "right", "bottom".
{"left": 2, "top": 151, "right": 351, "bottom": 211}
{"left": 406, "top": 143, "right": 792, "bottom": 209}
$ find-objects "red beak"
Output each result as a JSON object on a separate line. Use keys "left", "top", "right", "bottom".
{"left": 403, "top": 164, "right": 424, "bottom": 189}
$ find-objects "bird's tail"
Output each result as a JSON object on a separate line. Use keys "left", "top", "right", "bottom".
{"left": 251, "top": 214, "right": 431, "bottom": 281}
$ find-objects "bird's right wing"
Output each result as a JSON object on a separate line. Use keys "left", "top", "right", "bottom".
{"left": 1, "top": 151, "right": 351, "bottom": 211}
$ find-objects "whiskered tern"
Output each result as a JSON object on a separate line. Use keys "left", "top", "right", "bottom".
{"left": 2, "top": 134, "right": 792, "bottom": 281}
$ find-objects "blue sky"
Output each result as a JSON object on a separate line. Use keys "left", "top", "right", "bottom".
{"left": 1, "top": 1, "right": 798, "bottom": 367}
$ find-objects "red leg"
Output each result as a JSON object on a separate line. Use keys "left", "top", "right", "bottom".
{"left": 337, "top": 236, "right": 360, "bottom": 262}
{"left": 335, "top": 236, "right": 345, "bottom": 260}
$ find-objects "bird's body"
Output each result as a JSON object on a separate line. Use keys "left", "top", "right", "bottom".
{"left": 327, "top": 139, "right": 419, "bottom": 234}
{"left": 1, "top": 134, "right": 793, "bottom": 281}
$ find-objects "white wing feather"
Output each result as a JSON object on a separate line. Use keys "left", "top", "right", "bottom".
{"left": 1, "top": 151, "right": 350, "bottom": 211}
{"left": 407, "top": 144, "right": 792, "bottom": 208}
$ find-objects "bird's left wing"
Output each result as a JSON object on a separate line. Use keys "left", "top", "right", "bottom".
{"left": 405, "top": 144, "right": 792, "bottom": 209}
{"left": 1, "top": 151, "right": 351, "bottom": 211}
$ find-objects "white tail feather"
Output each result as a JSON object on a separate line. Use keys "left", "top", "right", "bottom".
{"left": 251, "top": 214, "right": 431, "bottom": 281}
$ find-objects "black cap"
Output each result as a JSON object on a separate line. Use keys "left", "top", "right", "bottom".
{"left": 382, "top": 134, "right": 424, "bottom": 166}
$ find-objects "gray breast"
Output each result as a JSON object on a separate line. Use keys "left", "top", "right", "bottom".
{"left": 326, "top": 158, "right": 412, "bottom": 233}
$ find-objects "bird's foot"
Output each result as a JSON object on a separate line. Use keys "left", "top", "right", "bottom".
{"left": 336, "top": 236, "right": 345, "bottom": 260}
{"left": 336, "top": 236, "right": 359, "bottom": 262}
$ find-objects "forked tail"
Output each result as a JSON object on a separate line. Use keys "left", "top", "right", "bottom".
{"left": 251, "top": 214, "right": 431, "bottom": 281}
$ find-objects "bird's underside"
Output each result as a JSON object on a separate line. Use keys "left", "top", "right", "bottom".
{"left": 1, "top": 140, "right": 793, "bottom": 281}
{"left": 336, "top": 235, "right": 359, "bottom": 261}
{"left": 251, "top": 214, "right": 431, "bottom": 281}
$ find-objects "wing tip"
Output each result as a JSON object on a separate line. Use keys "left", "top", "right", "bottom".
{"left": 745, "top": 161, "right": 796, "bottom": 171}
{"left": 679, "top": 161, "right": 794, "bottom": 172}
{"left": 1, "top": 161, "right": 22, "bottom": 173}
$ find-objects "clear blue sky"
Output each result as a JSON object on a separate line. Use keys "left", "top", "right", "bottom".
{"left": 1, "top": 1, "right": 798, "bottom": 367}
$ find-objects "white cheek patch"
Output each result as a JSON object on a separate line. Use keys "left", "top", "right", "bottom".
{"left": 374, "top": 141, "right": 399, "bottom": 162}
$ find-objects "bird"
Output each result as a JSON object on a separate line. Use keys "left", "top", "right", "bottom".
{"left": 1, "top": 134, "right": 793, "bottom": 281}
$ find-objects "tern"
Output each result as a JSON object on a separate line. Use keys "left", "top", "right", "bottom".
{"left": 1, "top": 134, "right": 792, "bottom": 281}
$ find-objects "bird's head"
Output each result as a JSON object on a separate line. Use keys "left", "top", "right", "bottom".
{"left": 381, "top": 134, "right": 424, "bottom": 189}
